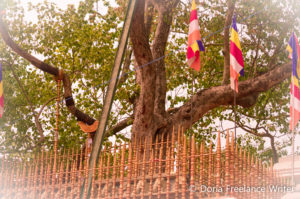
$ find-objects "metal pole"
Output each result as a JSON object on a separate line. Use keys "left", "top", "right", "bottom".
{"left": 80, "top": 1, "right": 137, "bottom": 198}
{"left": 292, "top": 129, "right": 295, "bottom": 186}
{"left": 234, "top": 81, "right": 237, "bottom": 143}
{"left": 292, "top": 74, "right": 295, "bottom": 186}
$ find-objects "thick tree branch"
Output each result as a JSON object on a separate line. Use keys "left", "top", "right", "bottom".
{"left": 151, "top": 0, "right": 180, "bottom": 127}
{"left": 144, "top": 0, "right": 154, "bottom": 40}
{"left": 0, "top": 18, "right": 58, "bottom": 76}
{"left": 0, "top": 17, "right": 96, "bottom": 126}
{"left": 222, "top": 0, "right": 236, "bottom": 85}
{"left": 173, "top": 61, "right": 292, "bottom": 131}
{"left": 130, "top": 0, "right": 156, "bottom": 138}
{"left": 105, "top": 115, "right": 134, "bottom": 138}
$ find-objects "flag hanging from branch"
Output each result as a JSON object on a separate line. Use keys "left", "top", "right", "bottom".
{"left": 287, "top": 32, "right": 300, "bottom": 130}
{"left": 230, "top": 15, "right": 244, "bottom": 92}
{"left": 187, "top": 0, "right": 205, "bottom": 71}
{"left": 0, "top": 63, "right": 3, "bottom": 118}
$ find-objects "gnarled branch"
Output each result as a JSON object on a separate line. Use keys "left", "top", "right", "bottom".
{"left": 173, "top": 61, "right": 292, "bottom": 131}
{"left": 0, "top": 17, "right": 96, "bottom": 126}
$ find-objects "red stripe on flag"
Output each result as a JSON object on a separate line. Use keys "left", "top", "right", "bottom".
{"left": 290, "top": 106, "right": 300, "bottom": 130}
{"left": 187, "top": 46, "right": 195, "bottom": 59}
{"left": 190, "top": 51, "right": 200, "bottom": 71}
{"left": 291, "top": 84, "right": 300, "bottom": 100}
{"left": 189, "top": 10, "right": 197, "bottom": 23}
{"left": 230, "top": 41, "right": 244, "bottom": 67}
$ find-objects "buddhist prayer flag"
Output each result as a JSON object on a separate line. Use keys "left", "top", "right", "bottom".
{"left": 230, "top": 15, "right": 244, "bottom": 92}
{"left": 0, "top": 63, "right": 3, "bottom": 118}
{"left": 187, "top": 0, "right": 205, "bottom": 71}
{"left": 287, "top": 33, "right": 300, "bottom": 130}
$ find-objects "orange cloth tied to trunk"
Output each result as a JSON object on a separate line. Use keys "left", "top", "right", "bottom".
{"left": 78, "top": 120, "right": 99, "bottom": 133}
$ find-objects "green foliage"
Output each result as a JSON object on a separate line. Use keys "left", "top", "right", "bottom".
{"left": 0, "top": 0, "right": 299, "bottom": 159}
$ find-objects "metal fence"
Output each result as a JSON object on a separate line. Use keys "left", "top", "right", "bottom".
{"left": 0, "top": 128, "right": 291, "bottom": 199}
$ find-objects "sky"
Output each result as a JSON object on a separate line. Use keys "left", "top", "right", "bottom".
{"left": 21, "top": 0, "right": 82, "bottom": 10}
{"left": 20, "top": 0, "right": 83, "bottom": 22}
{"left": 15, "top": 0, "right": 300, "bottom": 157}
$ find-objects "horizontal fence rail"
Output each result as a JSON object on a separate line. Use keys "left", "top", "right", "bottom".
{"left": 0, "top": 128, "right": 292, "bottom": 199}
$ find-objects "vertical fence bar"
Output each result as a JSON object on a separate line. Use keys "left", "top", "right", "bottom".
{"left": 46, "top": 152, "right": 51, "bottom": 197}
{"left": 262, "top": 164, "right": 266, "bottom": 199}
{"left": 15, "top": 162, "right": 20, "bottom": 197}
{"left": 105, "top": 144, "right": 112, "bottom": 199}
{"left": 200, "top": 141, "right": 204, "bottom": 192}
{"left": 250, "top": 155, "right": 254, "bottom": 199}
{"left": 78, "top": 147, "right": 83, "bottom": 199}
{"left": 64, "top": 149, "right": 71, "bottom": 199}
{"left": 149, "top": 146, "right": 154, "bottom": 199}
{"left": 254, "top": 157, "right": 258, "bottom": 199}
{"left": 243, "top": 150, "right": 247, "bottom": 198}
{"left": 97, "top": 155, "right": 103, "bottom": 199}
{"left": 235, "top": 145, "right": 239, "bottom": 188}
{"left": 84, "top": 141, "right": 90, "bottom": 199}
{"left": 230, "top": 132, "right": 235, "bottom": 198}
{"left": 119, "top": 143, "right": 126, "bottom": 199}
{"left": 112, "top": 144, "right": 118, "bottom": 199}
{"left": 190, "top": 135, "right": 196, "bottom": 199}
{"left": 216, "top": 131, "right": 221, "bottom": 198}
{"left": 72, "top": 161, "right": 77, "bottom": 198}
{"left": 33, "top": 156, "right": 39, "bottom": 198}
{"left": 171, "top": 127, "right": 175, "bottom": 174}
{"left": 175, "top": 127, "right": 181, "bottom": 199}
{"left": 126, "top": 143, "right": 132, "bottom": 199}
{"left": 57, "top": 161, "right": 63, "bottom": 198}
{"left": 207, "top": 141, "right": 212, "bottom": 198}
{"left": 38, "top": 150, "right": 44, "bottom": 198}
{"left": 166, "top": 137, "right": 171, "bottom": 199}
{"left": 158, "top": 135, "right": 163, "bottom": 199}
{"left": 26, "top": 161, "right": 32, "bottom": 197}
{"left": 133, "top": 138, "right": 139, "bottom": 199}
{"left": 8, "top": 160, "right": 15, "bottom": 197}
{"left": 225, "top": 131, "right": 230, "bottom": 196}
{"left": 91, "top": 159, "right": 96, "bottom": 199}
{"left": 141, "top": 139, "right": 147, "bottom": 199}
{"left": 181, "top": 134, "right": 187, "bottom": 199}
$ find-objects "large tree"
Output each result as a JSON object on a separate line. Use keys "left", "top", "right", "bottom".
{"left": 0, "top": 0, "right": 299, "bottom": 158}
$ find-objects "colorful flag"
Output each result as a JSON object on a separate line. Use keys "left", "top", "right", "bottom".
{"left": 230, "top": 15, "right": 244, "bottom": 92}
{"left": 0, "top": 63, "right": 3, "bottom": 118}
{"left": 187, "top": 0, "right": 205, "bottom": 71}
{"left": 287, "top": 33, "right": 300, "bottom": 130}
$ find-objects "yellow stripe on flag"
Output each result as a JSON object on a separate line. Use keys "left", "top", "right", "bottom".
{"left": 292, "top": 75, "right": 300, "bottom": 88}
{"left": 230, "top": 28, "right": 241, "bottom": 50}
{"left": 287, "top": 45, "right": 293, "bottom": 53}
{"left": 191, "top": 41, "right": 200, "bottom": 52}
{"left": 192, "top": 0, "right": 197, "bottom": 10}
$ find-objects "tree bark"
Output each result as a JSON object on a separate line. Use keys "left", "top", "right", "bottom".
{"left": 269, "top": 135, "right": 279, "bottom": 163}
